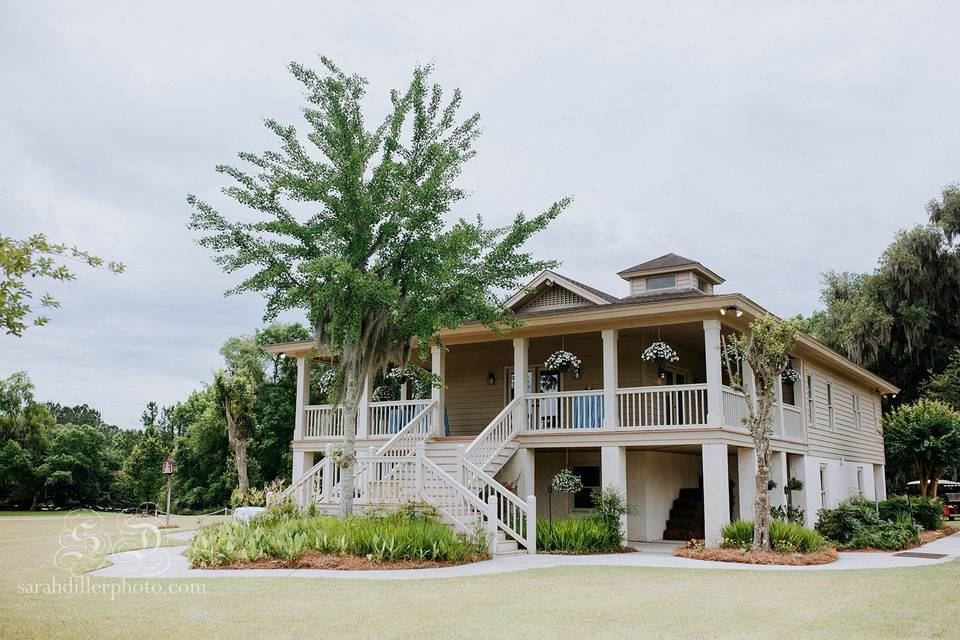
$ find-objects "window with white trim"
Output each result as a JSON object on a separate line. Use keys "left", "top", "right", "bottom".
{"left": 857, "top": 467, "right": 865, "bottom": 496}
{"left": 853, "top": 393, "right": 862, "bottom": 429}
{"left": 826, "top": 382, "right": 835, "bottom": 430}
{"left": 646, "top": 274, "right": 676, "bottom": 290}
{"left": 806, "top": 374, "right": 816, "bottom": 426}
{"left": 819, "top": 464, "right": 829, "bottom": 508}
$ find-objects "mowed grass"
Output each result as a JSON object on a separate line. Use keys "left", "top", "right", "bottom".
{"left": 1, "top": 512, "right": 958, "bottom": 639}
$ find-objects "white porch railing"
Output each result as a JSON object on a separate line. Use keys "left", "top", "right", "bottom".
{"left": 328, "top": 453, "right": 418, "bottom": 504}
{"left": 368, "top": 400, "right": 431, "bottom": 437}
{"left": 782, "top": 404, "right": 804, "bottom": 439}
{"left": 617, "top": 384, "right": 708, "bottom": 428}
{"left": 377, "top": 400, "right": 436, "bottom": 458}
{"left": 463, "top": 397, "right": 521, "bottom": 469}
{"left": 722, "top": 386, "right": 749, "bottom": 429}
{"left": 270, "top": 457, "right": 326, "bottom": 506}
{"left": 526, "top": 390, "right": 604, "bottom": 431}
{"left": 303, "top": 404, "right": 345, "bottom": 438}
{"left": 461, "top": 458, "right": 533, "bottom": 551}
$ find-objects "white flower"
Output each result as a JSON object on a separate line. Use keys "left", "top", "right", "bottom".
{"left": 550, "top": 469, "right": 583, "bottom": 493}
{"left": 544, "top": 350, "right": 582, "bottom": 372}
{"left": 781, "top": 368, "right": 801, "bottom": 384}
{"left": 317, "top": 368, "right": 338, "bottom": 394}
{"left": 641, "top": 341, "right": 679, "bottom": 363}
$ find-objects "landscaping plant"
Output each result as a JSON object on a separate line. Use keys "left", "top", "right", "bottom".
{"left": 188, "top": 506, "right": 486, "bottom": 566}
{"left": 815, "top": 496, "right": 931, "bottom": 550}
{"left": 720, "top": 519, "right": 826, "bottom": 554}
{"left": 878, "top": 495, "right": 944, "bottom": 531}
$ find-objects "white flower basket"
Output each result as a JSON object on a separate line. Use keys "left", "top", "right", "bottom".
{"left": 781, "top": 368, "right": 801, "bottom": 384}
{"left": 544, "top": 350, "right": 582, "bottom": 375}
{"left": 550, "top": 469, "right": 583, "bottom": 493}
{"left": 317, "top": 368, "right": 338, "bottom": 395}
{"left": 641, "top": 340, "right": 679, "bottom": 363}
{"left": 371, "top": 385, "right": 397, "bottom": 402}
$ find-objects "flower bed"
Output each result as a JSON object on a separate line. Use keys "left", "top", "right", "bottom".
{"left": 187, "top": 505, "right": 487, "bottom": 569}
{"left": 674, "top": 546, "right": 838, "bottom": 566}
{"left": 537, "top": 517, "right": 634, "bottom": 554}
{"left": 674, "top": 519, "right": 838, "bottom": 565}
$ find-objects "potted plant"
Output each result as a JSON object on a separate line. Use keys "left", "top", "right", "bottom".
{"left": 544, "top": 350, "right": 582, "bottom": 377}
{"left": 781, "top": 367, "right": 801, "bottom": 384}
{"left": 548, "top": 468, "right": 583, "bottom": 523}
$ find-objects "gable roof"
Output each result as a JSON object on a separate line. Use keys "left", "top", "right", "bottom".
{"left": 504, "top": 270, "right": 618, "bottom": 311}
{"left": 617, "top": 253, "right": 725, "bottom": 285}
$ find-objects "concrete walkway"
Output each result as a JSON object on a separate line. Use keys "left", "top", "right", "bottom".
{"left": 89, "top": 531, "right": 960, "bottom": 581}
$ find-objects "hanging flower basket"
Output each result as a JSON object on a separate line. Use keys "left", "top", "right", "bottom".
{"left": 386, "top": 367, "right": 414, "bottom": 383}
{"left": 544, "top": 350, "right": 582, "bottom": 375}
{"left": 642, "top": 340, "right": 679, "bottom": 363}
{"left": 371, "top": 385, "right": 397, "bottom": 402}
{"left": 317, "top": 368, "right": 338, "bottom": 395}
{"left": 781, "top": 368, "right": 801, "bottom": 384}
{"left": 550, "top": 469, "right": 584, "bottom": 493}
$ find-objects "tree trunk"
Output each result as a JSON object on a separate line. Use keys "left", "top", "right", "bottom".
{"left": 931, "top": 473, "right": 942, "bottom": 500}
{"left": 754, "top": 447, "right": 772, "bottom": 550}
{"left": 224, "top": 403, "right": 250, "bottom": 504}
{"left": 339, "top": 345, "right": 360, "bottom": 517}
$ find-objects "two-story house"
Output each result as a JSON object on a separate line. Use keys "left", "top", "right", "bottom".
{"left": 265, "top": 253, "right": 897, "bottom": 554}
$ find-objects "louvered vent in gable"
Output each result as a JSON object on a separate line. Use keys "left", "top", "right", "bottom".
{"left": 519, "top": 285, "right": 592, "bottom": 313}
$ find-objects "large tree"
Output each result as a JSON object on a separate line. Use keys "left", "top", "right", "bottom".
{"left": 0, "top": 233, "right": 124, "bottom": 336}
{"left": 922, "top": 347, "right": 960, "bottom": 412}
{"left": 722, "top": 316, "right": 797, "bottom": 550}
{"left": 799, "top": 186, "right": 960, "bottom": 404}
{"left": 883, "top": 399, "right": 960, "bottom": 497}
{"left": 188, "top": 57, "right": 566, "bottom": 514}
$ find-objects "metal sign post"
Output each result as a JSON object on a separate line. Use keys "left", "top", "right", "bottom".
{"left": 161, "top": 458, "right": 177, "bottom": 527}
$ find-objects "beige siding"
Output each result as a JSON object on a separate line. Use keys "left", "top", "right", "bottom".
{"left": 444, "top": 341, "right": 513, "bottom": 436}
{"left": 802, "top": 360, "right": 885, "bottom": 464}
{"left": 628, "top": 270, "right": 701, "bottom": 296}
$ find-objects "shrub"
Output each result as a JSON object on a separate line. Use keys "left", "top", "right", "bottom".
{"left": 187, "top": 509, "right": 486, "bottom": 566}
{"left": 721, "top": 519, "right": 825, "bottom": 553}
{"left": 846, "top": 513, "right": 921, "bottom": 551}
{"left": 229, "top": 487, "right": 265, "bottom": 508}
{"left": 879, "top": 495, "right": 944, "bottom": 531}
{"left": 537, "top": 517, "right": 621, "bottom": 553}
{"left": 590, "top": 487, "right": 635, "bottom": 540}
{"left": 815, "top": 498, "right": 879, "bottom": 544}
{"left": 771, "top": 504, "right": 806, "bottom": 525}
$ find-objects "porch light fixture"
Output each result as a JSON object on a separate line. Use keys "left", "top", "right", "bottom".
{"left": 720, "top": 305, "right": 742, "bottom": 317}
{"left": 486, "top": 370, "right": 495, "bottom": 385}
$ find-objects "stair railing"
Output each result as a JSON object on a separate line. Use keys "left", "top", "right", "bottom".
{"left": 460, "top": 457, "right": 534, "bottom": 552}
{"left": 463, "top": 397, "right": 521, "bottom": 471}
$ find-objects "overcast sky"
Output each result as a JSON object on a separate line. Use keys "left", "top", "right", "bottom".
{"left": 2, "top": 2, "right": 959, "bottom": 428}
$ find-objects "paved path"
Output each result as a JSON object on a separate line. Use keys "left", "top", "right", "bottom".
{"left": 89, "top": 531, "right": 960, "bottom": 581}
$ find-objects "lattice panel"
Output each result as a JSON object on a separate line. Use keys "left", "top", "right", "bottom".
{"left": 519, "top": 286, "right": 591, "bottom": 312}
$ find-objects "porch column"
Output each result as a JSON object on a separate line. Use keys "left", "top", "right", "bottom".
{"left": 293, "top": 356, "right": 312, "bottom": 441}
{"left": 798, "top": 455, "right": 822, "bottom": 529}
{"left": 357, "top": 373, "right": 371, "bottom": 438}
{"left": 769, "top": 450, "right": 788, "bottom": 509}
{"left": 431, "top": 345, "right": 446, "bottom": 437}
{"left": 874, "top": 464, "right": 887, "bottom": 501}
{"left": 702, "top": 443, "right": 730, "bottom": 546}
{"left": 513, "top": 337, "right": 529, "bottom": 431}
{"left": 516, "top": 447, "right": 535, "bottom": 500}
{"left": 601, "top": 329, "right": 619, "bottom": 430}
{"left": 736, "top": 447, "right": 756, "bottom": 521}
{"left": 292, "top": 450, "right": 313, "bottom": 484}
{"left": 703, "top": 319, "right": 724, "bottom": 426}
{"left": 601, "top": 445, "right": 628, "bottom": 543}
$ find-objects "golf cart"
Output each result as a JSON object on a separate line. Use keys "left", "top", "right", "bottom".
{"left": 906, "top": 479, "right": 960, "bottom": 520}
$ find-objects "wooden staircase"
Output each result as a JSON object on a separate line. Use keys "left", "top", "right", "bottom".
{"left": 424, "top": 436, "right": 519, "bottom": 477}
{"left": 663, "top": 487, "right": 705, "bottom": 541}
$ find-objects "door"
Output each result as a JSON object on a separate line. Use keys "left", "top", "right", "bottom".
{"left": 507, "top": 367, "right": 563, "bottom": 429}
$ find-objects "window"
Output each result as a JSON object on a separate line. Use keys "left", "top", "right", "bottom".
{"left": 646, "top": 274, "right": 676, "bottom": 290}
{"left": 857, "top": 467, "right": 865, "bottom": 496}
{"left": 853, "top": 393, "right": 862, "bottom": 429}
{"left": 826, "top": 382, "right": 835, "bottom": 430}
{"left": 819, "top": 464, "right": 829, "bottom": 508}
{"left": 572, "top": 465, "right": 600, "bottom": 509}
{"left": 695, "top": 275, "right": 708, "bottom": 292}
{"left": 806, "top": 374, "right": 816, "bottom": 425}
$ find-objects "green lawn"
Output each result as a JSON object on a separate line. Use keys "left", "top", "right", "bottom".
{"left": 0, "top": 511, "right": 956, "bottom": 639}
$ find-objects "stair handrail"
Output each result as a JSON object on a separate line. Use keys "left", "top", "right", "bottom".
{"left": 463, "top": 397, "right": 522, "bottom": 470}
{"left": 417, "top": 454, "right": 489, "bottom": 537}
{"left": 271, "top": 457, "right": 325, "bottom": 506}
{"left": 377, "top": 399, "right": 437, "bottom": 457}
{"left": 460, "top": 457, "right": 531, "bottom": 549}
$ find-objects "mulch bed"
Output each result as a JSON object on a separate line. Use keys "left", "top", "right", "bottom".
{"left": 197, "top": 551, "right": 481, "bottom": 571}
{"left": 673, "top": 546, "right": 839, "bottom": 566}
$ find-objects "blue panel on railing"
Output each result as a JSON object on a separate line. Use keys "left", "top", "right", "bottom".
{"left": 571, "top": 395, "right": 604, "bottom": 428}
